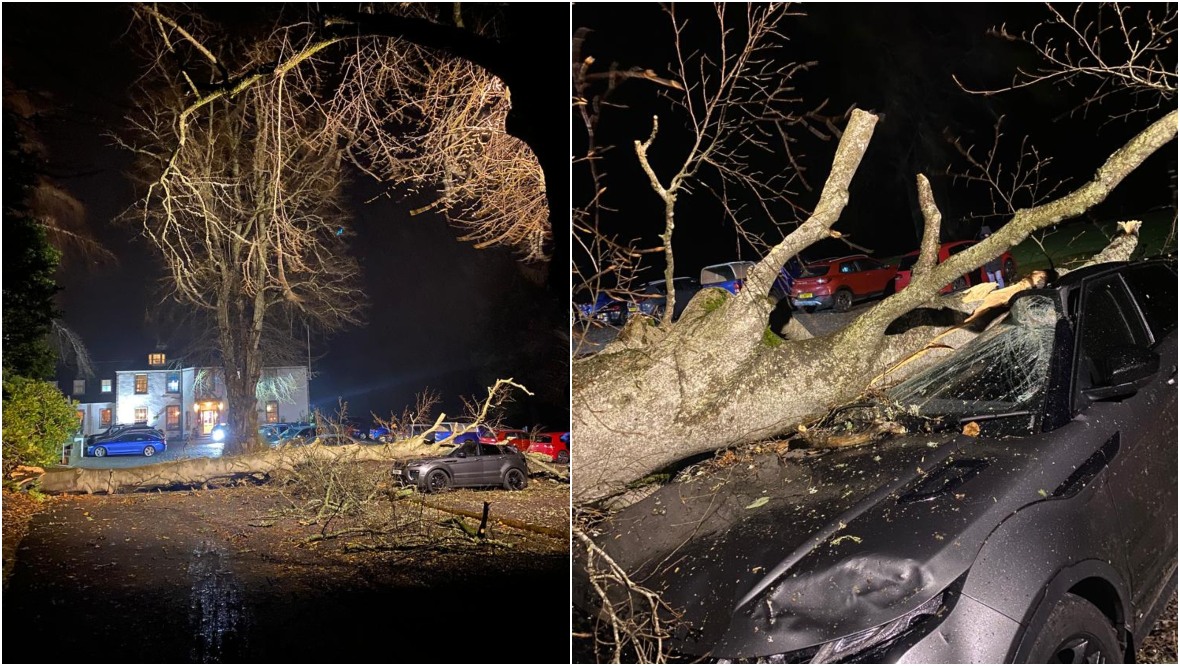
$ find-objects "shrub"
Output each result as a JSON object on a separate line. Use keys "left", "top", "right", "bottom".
{"left": 2, "top": 377, "right": 77, "bottom": 476}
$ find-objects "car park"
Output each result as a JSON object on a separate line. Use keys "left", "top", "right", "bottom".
{"left": 576, "top": 257, "right": 1177, "bottom": 663}
{"left": 789, "top": 254, "right": 898, "bottom": 312}
{"left": 894, "top": 239, "right": 1018, "bottom": 293}
{"left": 525, "top": 431, "right": 569, "bottom": 464}
{"left": 394, "top": 442, "right": 530, "bottom": 493}
{"left": 86, "top": 431, "right": 167, "bottom": 458}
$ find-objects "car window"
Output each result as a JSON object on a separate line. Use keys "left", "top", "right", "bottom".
{"left": 839, "top": 261, "right": 857, "bottom": 274}
{"left": 456, "top": 442, "right": 479, "bottom": 456}
{"left": 1121, "top": 264, "right": 1177, "bottom": 343}
{"left": 860, "top": 258, "right": 883, "bottom": 270}
{"left": 701, "top": 265, "right": 737, "bottom": 284}
{"left": 1077, "top": 276, "right": 1152, "bottom": 389}
{"left": 800, "top": 264, "right": 829, "bottom": 278}
{"left": 897, "top": 255, "right": 919, "bottom": 271}
{"left": 479, "top": 444, "right": 503, "bottom": 456}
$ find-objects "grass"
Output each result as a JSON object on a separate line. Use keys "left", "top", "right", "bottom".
{"left": 1009, "top": 210, "right": 1176, "bottom": 276}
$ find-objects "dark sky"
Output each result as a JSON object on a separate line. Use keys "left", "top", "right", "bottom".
{"left": 573, "top": 3, "right": 1177, "bottom": 284}
{"left": 6, "top": 4, "right": 568, "bottom": 429}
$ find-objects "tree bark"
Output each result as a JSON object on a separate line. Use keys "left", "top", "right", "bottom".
{"left": 572, "top": 109, "right": 1177, "bottom": 505}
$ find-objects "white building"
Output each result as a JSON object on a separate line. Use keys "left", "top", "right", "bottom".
{"left": 67, "top": 353, "right": 309, "bottom": 440}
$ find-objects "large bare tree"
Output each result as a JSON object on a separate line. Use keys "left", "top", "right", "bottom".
{"left": 123, "top": 10, "right": 363, "bottom": 454}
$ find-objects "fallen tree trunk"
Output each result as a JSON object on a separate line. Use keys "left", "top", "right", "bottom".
{"left": 572, "top": 108, "right": 1177, "bottom": 504}
{"left": 39, "top": 441, "right": 435, "bottom": 495}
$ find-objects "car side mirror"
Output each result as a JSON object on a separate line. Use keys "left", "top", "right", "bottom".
{"left": 1083, "top": 346, "right": 1159, "bottom": 401}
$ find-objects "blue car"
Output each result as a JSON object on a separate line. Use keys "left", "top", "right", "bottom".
{"left": 701, "top": 259, "right": 805, "bottom": 301}
{"left": 85, "top": 431, "right": 166, "bottom": 458}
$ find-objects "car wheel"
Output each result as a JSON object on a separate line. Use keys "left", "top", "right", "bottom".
{"left": 143, "top": 445, "right": 156, "bottom": 457}
{"left": 833, "top": 289, "right": 854, "bottom": 312}
{"left": 425, "top": 469, "right": 451, "bottom": 494}
{"left": 1003, "top": 258, "right": 1017, "bottom": 284}
{"left": 1026, "top": 593, "right": 1121, "bottom": 664}
{"left": 556, "top": 450, "right": 570, "bottom": 465}
{"left": 94, "top": 446, "right": 107, "bottom": 458}
{"left": 503, "top": 468, "right": 528, "bottom": 491}
{"left": 951, "top": 275, "right": 969, "bottom": 291}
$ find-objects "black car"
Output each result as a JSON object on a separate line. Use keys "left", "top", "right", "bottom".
{"left": 638, "top": 277, "right": 701, "bottom": 321}
{"left": 395, "top": 442, "right": 529, "bottom": 493}
{"left": 575, "top": 258, "right": 1177, "bottom": 663}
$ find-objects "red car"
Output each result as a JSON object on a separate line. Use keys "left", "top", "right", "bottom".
{"left": 496, "top": 429, "right": 531, "bottom": 452}
{"left": 893, "top": 240, "right": 1018, "bottom": 294}
{"left": 526, "top": 432, "right": 570, "bottom": 464}
{"left": 789, "top": 254, "right": 898, "bottom": 312}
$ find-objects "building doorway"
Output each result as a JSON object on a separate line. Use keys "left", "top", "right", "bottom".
{"left": 200, "top": 409, "right": 220, "bottom": 435}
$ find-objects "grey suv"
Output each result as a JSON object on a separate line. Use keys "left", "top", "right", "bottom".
{"left": 575, "top": 258, "right": 1177, "bottom": 663}
{"left": 395, "top": 442, "right": 529, "bottom": 493}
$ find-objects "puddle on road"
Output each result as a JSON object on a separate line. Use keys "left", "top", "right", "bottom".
{"left": 188, "top": 541, "right": 247, "bottom": 662}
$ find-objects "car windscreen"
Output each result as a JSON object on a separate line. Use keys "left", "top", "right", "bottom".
{"left": 799, "top": 264, "right": 829, "bottom": 278}
{"left": 887, "top": 294, "right": 1059, "bottom": 422}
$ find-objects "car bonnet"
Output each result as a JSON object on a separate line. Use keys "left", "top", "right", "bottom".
{"left": 581, "top": 428, "right": 1114, "bottom": 660}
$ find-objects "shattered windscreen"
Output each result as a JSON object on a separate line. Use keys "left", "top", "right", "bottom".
{"left": 888, "top": 294, "right": 1060, "bottom": 421}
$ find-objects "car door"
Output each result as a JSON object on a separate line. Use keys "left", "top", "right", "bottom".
{"left": 476, "top": 443, "right": 508, "bottom": 485}
{"left": 111, "top": 433, "right": 139, "bottom": 455}
{"left": 1075, "top": 271, "right": 1177, "bottom": 616}
{"left": 448, "top": 441, "right": 482, "bottom": 486}
{"left": 858, "top": 257, "right": 894, "bottom": 295}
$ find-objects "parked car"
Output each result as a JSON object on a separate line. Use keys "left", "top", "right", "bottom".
{"left": 893, "top": 240, "right": 1018, "bottom": 293}
{"left": 496, "top": 429, "right": 532, "bottom": 451}
{"left": 637, "top": 278, "right": 701, "bottom": 321}
{"left": 86, "top": 424, "right": 166, "bottom": 448}
{"left": 86, "top": 431, "right": 167, "bottom": 458}
{"left": 576, "top": 257, "right": 1177, "bottom": 663}
{"left": 525, "top": 432, "right": 570, "bottom": 464}
{"left": 277, "top": 424, "right": 317, "bottom": 446}
{"left": 305, "top": 433, "right": 365, "bottom": 447}
{"left": 426, "top": 423, "right": 496, "bottom": 446}
{"left": 789, "top": 254, "right": 898, "bottom": 312}
{"left": 394, "top": 442, "right": 530, "bottom": 493}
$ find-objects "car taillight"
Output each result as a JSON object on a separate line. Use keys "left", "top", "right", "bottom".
{"left": 734, "top": 281, "right": 744, "bottom": 293}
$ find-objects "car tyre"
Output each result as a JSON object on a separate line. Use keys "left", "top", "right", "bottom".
{"left": 833, "top": 289, "right": 854, "bottom": 312}
{"left": 556, "top": 450, "right": 570, "bottom": 465}
{"left": 1026, "top": 593, "right": 1121, "bottom": 664}
{"left": 503, "top": 468, "right": 528, "bottom": 491}
{"left": 94, "top": 446, "right": 107, "bottom": 458}
{"left": 143, "top": 445, "right": 156, "bottom": 457}
{"left": 425, "top": 469, "right": 451, "bottom": 494}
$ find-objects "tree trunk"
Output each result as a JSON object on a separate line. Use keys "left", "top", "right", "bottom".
{"left": 224, "top": 366, "right": 264, "bottom": 455}
{"left": 572, "top": 109, "right": 1177, "bottom": 505}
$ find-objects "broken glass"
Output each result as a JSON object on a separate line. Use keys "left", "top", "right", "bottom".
{"left": 888, "top": 294, "right": 1059, "bottom": 422}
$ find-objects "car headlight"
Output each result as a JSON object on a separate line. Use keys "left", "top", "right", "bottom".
{"left": 211, "top": 429, "right": 226, "bottom": 442}
{"left": 717, "top": 582, "right": 957, "bottom": 665}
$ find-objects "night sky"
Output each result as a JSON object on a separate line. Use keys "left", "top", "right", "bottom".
{"left": 573, "top": 3, "right": 1177, "bottom": 285}
{"left": 6, "top": 4, "right": 568, "bottom": 429}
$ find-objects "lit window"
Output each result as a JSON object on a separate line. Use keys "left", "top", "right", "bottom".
{"left": 149, "top": 353, "right": 166, "bottom": 366}
{"left": 166, "top": 373, "right": 180, "bottom": 394}
{"left": 100, "top": 408, "right": 112, "bottom": 427}
{"left": 166, "top": 405, "right": 180, "bottom": 430}
{"left": 134, "top": 408, "right": 148, "bottom": 425}
{"left": 73, "top": 379, "right": 85, "bottom": 395}
{"left": 135, "top": 374, "right": 148, "bottom": 394}
{"left": 101, "top": 379, "right": 112, "bottom": 393}
{"left": 266, "top": 401, "right": 279, "bottom": 423}
{"left": 76, "top": 410, "right": 85, "bottom": 424}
